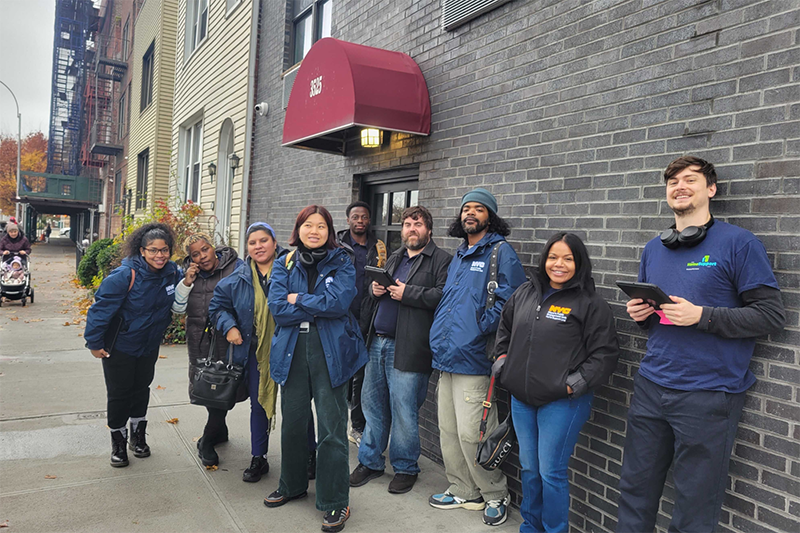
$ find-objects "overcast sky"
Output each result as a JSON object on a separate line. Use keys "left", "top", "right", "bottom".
{"left": 0, "top": 0, "right": 56, "bottom": 137}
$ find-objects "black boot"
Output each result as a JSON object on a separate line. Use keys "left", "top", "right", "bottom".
{"left": 197, "top": 433, "right": 219, "bottom": 467}
{"left": 111, "top": 430, "right": 129, "bottom": 468}
{"left": 211, "top": 424, "right": 229, "bottom": 445}
{"left": 242, "top": 455, "right": 269, "bottom": 482}
{"left": 129, "top": 421, "right": 151, "bottom": 458}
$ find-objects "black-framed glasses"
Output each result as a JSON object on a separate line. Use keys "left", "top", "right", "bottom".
{"left": 143, "top": 247, "right": 170, "bottom": 256}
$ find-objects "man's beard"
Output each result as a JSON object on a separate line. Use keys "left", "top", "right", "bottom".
{"left": 403, "top": 233, "right": 430, "bottom": 251}
{"left": 670, "top": 204, "right": 696, "bottom": 217}
{"left": 350, "top": 225, "right": 367, "bottom": 235}
{"left": 462, "top": 218, "right": 488, "bottom": 235}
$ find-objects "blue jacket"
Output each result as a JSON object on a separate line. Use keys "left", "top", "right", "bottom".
{"left": 208, "top": 250, "right": 287, "bottom": 366}
{"left": 430, "top": 232, "right": 526, "bottom": 375}
{"left": 268, "top": 247, "right": 368, "bottom": 388}
{"left": 85, "top": 255, "right": 181, "bottom": 357}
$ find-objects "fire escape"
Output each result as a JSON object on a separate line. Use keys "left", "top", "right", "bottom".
{"left": 89, "top": 33, "right": 126, "bottom": 159}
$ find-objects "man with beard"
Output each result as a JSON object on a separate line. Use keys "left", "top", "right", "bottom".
{"left": 349, "top": 206, "right": 452, "bottom": 495}
{"left": 428, "top": 188, "right": 526, "bottom": 526}
{"left": 336, "top": 201, "right": 387, "bottom": 446}
{"left": 617, "top": 156, "right": 785, "bottom": 532}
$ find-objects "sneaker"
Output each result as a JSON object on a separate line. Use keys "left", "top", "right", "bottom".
{"left": 347, "top": 427, "right": 362, "bottom": 446}
{"left": 388, "top": 473, "right": 417, "bottom": 494}
{"left": 349, "top": 463, "right": 383, "bottom": 487}
{"left": 242, "top": 455, "right": 269, "bottom": 482}
{"left": 321, "top": 507, "right": 350, "bottom": 533}
{"left": 428, "top": 491, "right": 485, "bottom": 510}
{"left": 263, "top": 490, "right": 308, "bottom": 508}
{"left": 483, "top": 497, "right": 509, "bottom": 526}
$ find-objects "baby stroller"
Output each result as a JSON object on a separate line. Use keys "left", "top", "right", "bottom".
{"left": 0, "top": 255, "right": 34, "bottom": 307}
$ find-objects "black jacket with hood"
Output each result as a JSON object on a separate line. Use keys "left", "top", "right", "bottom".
{"left": 495, "top": 274, "right": 619, "bottom": 407}
{"left": 336, "top": 228, "right": 385, "bottom": 336}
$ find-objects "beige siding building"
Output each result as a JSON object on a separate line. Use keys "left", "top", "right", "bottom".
{"left": 128, "top": 0, "right": 178, "bottom": 216}
{"left": 170, "top": 0, "right": 259, "bottom": 249}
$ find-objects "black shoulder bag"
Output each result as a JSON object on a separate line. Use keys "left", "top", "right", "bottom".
{"left": 189, "top": 325, "right": 245, "bottom": 411}
{"left": 475, "top": 370, "right": 516, "bottom": 471}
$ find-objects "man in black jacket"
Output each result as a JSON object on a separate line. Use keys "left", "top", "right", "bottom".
{"left": 348, "top": 206, "right": 452, "bottom": 495}
{"left": 336, "top": 201, "right": 387, "bottom": 445}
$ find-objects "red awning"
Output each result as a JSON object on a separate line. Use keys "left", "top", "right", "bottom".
{"left": 282, "top": 38, "right": 431, "bottom": 155}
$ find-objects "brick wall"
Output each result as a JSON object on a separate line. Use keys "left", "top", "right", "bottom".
{"left": 251, "top": 0, "right": 800, "bottom": 531}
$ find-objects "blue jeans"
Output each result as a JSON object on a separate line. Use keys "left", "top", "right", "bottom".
{"left": 511, "top": 393, "right": 593, "bottom": 533}
{"left": 358, "top": 336, "right": 429, "bottom": 475}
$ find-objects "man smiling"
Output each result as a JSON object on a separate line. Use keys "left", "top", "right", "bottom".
{"left": 617, "top": 156, "right": 785, "bottom": 532}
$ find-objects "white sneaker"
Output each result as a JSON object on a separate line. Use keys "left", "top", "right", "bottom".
{"left": 347, "top": 427, "right": 362, "bottom": 446}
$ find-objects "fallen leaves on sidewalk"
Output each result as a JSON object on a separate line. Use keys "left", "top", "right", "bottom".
{"left": 158, "top": 355, "right": 168, "bottom": 359}
{"left": 205, "top": 465, "right": 218, "bottom": 471}
{"left": 0, "top": 520, "right": 8, "bottom": 528}
{"left": 63, "top": 322, "right": 70, "bottom": 326}
{"left": 192, "top": 436, "right": 201, "bottom": 442}
{"left": 23, "top": 319, "right": 43, "bottom": 323}
{"left": 155, "top": 385, "right": 166, "bottom": 390}
{"left": 9, "top": 317, "right": 19, "bottom": 322}
{"left": 165, "top": 418, "right": 179, "bottom": 424}
{"left": 44, "top": 475, "right": 57, "bottom": 479}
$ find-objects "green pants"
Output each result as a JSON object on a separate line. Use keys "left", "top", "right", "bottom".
{"left": 279, "top": 326, "right": 349, "bottom": 511}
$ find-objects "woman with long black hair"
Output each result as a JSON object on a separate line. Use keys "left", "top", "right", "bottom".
{"left": 84, "top": 222, "right": 181, "bottom": 467}
{"left": 264, "top": 205, "right": 367, "bottom": 533}
{"left": 493, "top": 232, "right": 620, "bottom": 533}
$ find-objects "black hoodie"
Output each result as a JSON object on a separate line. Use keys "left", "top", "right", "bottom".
{"left": 495, "top": 275, "right": 620, "bottom": 407}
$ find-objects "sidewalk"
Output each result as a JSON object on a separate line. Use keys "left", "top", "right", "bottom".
{"left": 0, "top": 238, "right": 521, "bottom": 533}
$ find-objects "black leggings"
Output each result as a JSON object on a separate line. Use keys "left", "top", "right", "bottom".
{"left": 102, "top": 349, "right": 159, "bottom": 430}
{"left": 205, "top": 407, "right": 228, "bottom": 435}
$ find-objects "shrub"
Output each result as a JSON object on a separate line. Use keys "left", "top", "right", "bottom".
{"left": 96, "top": 242, "right": 122, "bottom": 277}
{"left": 77, "top": 238, "right": 113, "bottom": 287}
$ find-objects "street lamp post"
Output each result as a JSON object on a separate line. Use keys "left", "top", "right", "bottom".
{"left": 0, "top": 80, "right": 22, "bottom": 222}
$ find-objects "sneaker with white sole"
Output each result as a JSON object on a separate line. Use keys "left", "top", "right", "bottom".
{"left": 483, "top": 496, "right": 509, "bottom": 526}
{"left": 347, "top": 427, "right": 362, "bottom": 446}
{"left": 428, "top": 490, "right": 485, "bottom": 510}
{"left": 321, "top": 507, "right": 350, "bottom": 532}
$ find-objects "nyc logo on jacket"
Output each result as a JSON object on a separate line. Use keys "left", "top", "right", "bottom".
{"left": 546, "top": 305, "right": 571, "bottom": 322}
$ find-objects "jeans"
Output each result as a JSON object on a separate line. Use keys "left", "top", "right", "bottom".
{"left": 358, "top": 336, "right": 430, "bottom": 475}
{"left": 247, "top": 351, "right": 270, "bottom": 456}
{"left": 102, "top": 349, "right": 159, "bottom": 430}
{"left": 511, "top": 394, "right": 593, "bottom": 533}
{"left": 278, "top": 326, "right": 349, "bottom": 511}
{"left": 616, "top": 374, "right": 746, "bottom": 533}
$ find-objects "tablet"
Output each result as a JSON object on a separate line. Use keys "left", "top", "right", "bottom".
{"left": 365, "top": 265, "right": 397, "bottom": 287}
{"left": 616, "top": 281, "right": 672, "bottom": 309}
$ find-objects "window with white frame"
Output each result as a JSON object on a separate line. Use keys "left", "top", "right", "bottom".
{"left": 185, "top": 0, "right": 208, "bottom": 58}
{"left": 140, "top": 41, "right": 154, "bottom": 111}
{"left": 181, "top": 120, "right": 203, "bottom": 203}
{"left": 291, "top": 0, "right": 332, "bottom": 66}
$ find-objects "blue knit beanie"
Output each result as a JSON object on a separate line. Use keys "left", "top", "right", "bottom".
{"left": 460, "top": 188, "right": 498, "bottom": 215}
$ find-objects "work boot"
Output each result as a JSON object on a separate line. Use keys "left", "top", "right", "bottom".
{"left": 197, "top": 433, "right": 219, "bottom": 467}
{"left": 129, "top": 420, "right": 151, "bottom": 458}
{"left": 110, "top": 430, "right": 129, "bottom": 468}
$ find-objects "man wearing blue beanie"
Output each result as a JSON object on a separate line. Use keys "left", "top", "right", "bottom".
{"left": 428, "top": 188, "right": 526, "bottom": 526}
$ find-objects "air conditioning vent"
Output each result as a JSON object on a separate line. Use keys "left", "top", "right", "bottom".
{"left": 282, "top": 64, "right": 301, "bottom": 109}
{"left": 441, "top": 0, "right": 514, "bottom": 31}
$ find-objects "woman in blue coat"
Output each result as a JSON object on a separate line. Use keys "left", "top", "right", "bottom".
{"left": 264, "top": 205, "right": 368, "bottom": 533}
{"left": 85, "top": 223, "right": 181, "bottom": 468}
{"left": 208, "top": 222, "right": 285, "bottom": 483}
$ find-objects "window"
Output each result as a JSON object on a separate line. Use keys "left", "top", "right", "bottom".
{"left": 114, "top": 170, "right": 123, "bottom": 205}
{"left": 226, "top": 0, "right": 240, "bottom": 13}
{"left": 118, "top": 90, "right": 126, "bottom": 140}
{"left": 136, "top": 149, "right": 149, "bottom": 210}
{"left": 122, "top": 17, "right": 130, "bottom": 60}
{"left": 185, "top": 0, "right": 208, "bottom": 58}
{"left": 215, "top": 119, "right": 235, "bottom": 244}
{"left": 291, "top": 0, "right": 331, "bottom": 66}
{"left": 363, "top": 170, "right": 419, "bottom": 254}
{"left": 181, "top": 120, "right": 203, "bottom": 203}
{"left": 61, "top": 184, "right": 73, "bottom": 197}
{"left": 140, "top": 42, "right": 154, "bottom": 111}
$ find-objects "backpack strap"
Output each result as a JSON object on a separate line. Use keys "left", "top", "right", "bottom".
{"left": 127, "top": 268, "right": 135, "bottom": 292}
{"left": 375, "top": 239, "right": 387, "bottom": 268}
{"left": 284, "top": 250, "right": 296, "bottom": 271}
{"left": 485, "top": 242, "right": 504, "bottom": 310}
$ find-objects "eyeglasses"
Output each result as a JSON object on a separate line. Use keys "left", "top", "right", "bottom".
{"left": 143, "top": 247, "right": 170, "bottom": 256}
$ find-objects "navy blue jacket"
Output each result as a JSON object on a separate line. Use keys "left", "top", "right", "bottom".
{"left": 268, "top": 247, "right": 368, "bottom": 388}
{"left": 85, "top": 255, "right": 181, "bottom": 357}
{"left": 208, "top": 250, "right": 287, "bottom": 366}
{"left": 430, "top": 232, "right": 527, "bottom": 375}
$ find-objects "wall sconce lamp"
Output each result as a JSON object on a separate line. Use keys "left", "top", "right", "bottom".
{"left": 360, "top": 128, "right": 382, "bottom": 148}
{"left": 208, "top": 161, "right": 216, "bottom": 182}
{"left": 228, "top": 152, "right": 240, "bottom": 172}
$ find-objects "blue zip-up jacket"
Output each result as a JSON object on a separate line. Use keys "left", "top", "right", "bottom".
{"left": 430, "top": 232, "right": 526, "bottom": 375}
{"left": 85, "top": 255, "right": 181, "bottom": 357}
{"left": 208, "top": 249, "right": 287, "bottom": 366}
{"left": 268, "top": 247, "right": 368, "bottom": 388}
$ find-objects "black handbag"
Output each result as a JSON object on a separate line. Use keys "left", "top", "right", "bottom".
{"left": 475, "top": 373, "right": 516, "bottom": 471}
{"left": 189, "top": 331, "right": 245, "bottom": 411}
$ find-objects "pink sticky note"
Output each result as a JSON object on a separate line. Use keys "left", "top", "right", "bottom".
{"left": 655, "top": 310, "right": 674, "bottom": 325}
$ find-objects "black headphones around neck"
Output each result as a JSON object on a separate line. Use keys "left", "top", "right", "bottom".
{"left": 660, "top": 216, "right": 714, "bottom": 249}
{"left": 297, "top": 248, "right": 328, "bottom": 266}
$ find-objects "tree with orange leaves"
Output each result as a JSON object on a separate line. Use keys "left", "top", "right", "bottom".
{"left": 0, "top": 132, "right": 48, "bottom": 213}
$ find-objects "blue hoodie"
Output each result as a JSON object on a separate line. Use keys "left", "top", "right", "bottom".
{"left": 85, "top": 255, "right": 181, "bottom": 357}
{"left": 430, "top": 232, "right": 526, "bottom": 375}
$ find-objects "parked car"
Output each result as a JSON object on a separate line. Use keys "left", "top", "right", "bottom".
{"left": 60, "top": 227, "right": 70, "bottom": 236}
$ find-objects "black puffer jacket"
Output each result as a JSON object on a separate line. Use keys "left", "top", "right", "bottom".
{"left": 495, "top": 275, "right": 619, "bottom": 407}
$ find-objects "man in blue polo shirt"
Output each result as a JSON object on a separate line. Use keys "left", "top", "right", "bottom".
{"left": 617, "top": 156, "right": 785, "bottom": 532}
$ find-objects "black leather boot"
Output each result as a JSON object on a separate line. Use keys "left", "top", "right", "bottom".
{"left": 129, "top": 420, "right": 151, "bottom": 458}
{"left": 110, "top": 430, "right": 129, "bottom": 468}
{"left": 197, "top": 433, "right": 219, "bottom": 467}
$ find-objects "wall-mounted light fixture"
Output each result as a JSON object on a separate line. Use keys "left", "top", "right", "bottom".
{"left": 208, "top": 161, "right": 217, "bottom": 182}
{"left": 228, "top": 152, "right": 240, "bottom": 172}
{"left": 360, "top": 128, "right": 382, "bottom": 148}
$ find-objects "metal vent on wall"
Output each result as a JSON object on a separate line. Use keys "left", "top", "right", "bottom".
{"left": 282, "top": 64, "right": 301, "bottom": 109}
{"left": 441, "top": 0, "right": 514, "bottom": 31}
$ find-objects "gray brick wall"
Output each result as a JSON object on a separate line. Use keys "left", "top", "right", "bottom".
{"left": 250, "top": 0, "right": 800, "bottom": 531}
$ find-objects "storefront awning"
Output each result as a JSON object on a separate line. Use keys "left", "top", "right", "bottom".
{"left": 282, "top": 38, "right": 431, "bottom": 155}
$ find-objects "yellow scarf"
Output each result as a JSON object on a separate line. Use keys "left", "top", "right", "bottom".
{"left": 251, "top": 260, "right": 278, "bottom": 421}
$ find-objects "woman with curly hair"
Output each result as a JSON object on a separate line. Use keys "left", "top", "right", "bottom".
{"left": 85, "top": 222, "right": 182, "bottom": 467}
